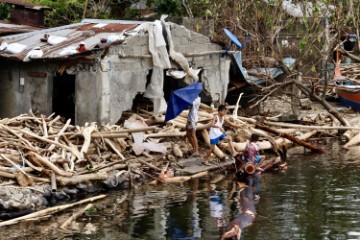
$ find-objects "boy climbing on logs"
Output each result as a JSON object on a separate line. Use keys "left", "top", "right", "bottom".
{"left": 203, "top": 105, "right": 241, "bottom": 166}
{"left": 244, "top": 133, "right": 263, "bottom": 164}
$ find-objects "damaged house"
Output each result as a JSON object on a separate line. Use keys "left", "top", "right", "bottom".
{"left": 0, "top": 18, "right": 230, "bottom": 125}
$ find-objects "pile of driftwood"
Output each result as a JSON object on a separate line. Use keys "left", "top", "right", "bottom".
{"left": 0, "top": 111, "right": 184, "bottom": 189}
{"left": 1, "top": 102, "right": 360, "bottom": 189}
{"left": 1, "top": 99, "right": 360, "bottom": 231}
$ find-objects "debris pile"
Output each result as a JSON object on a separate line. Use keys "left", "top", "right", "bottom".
{"left": 1, "top": 99, "right": 360, "bottom": 214}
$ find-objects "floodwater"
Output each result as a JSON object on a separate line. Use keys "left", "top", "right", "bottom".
{"left": 1, "top": 141, "right": 360, "bottom": 240}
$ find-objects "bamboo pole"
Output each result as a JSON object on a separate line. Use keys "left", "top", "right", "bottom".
{"left": 51, "top": 171, "right": 57, "bottom": 192}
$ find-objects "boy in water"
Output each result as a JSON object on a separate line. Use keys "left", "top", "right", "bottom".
{"left": 203, "top": 105, "right": 240, "bottom": 165}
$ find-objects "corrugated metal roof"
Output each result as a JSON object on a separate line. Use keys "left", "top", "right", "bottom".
{"left": 0, "top": 0, "right": 51, "bottom": 10}
{"left": 0, "top": 21, "right": 42, "bottom": 35}
{"left": 0, "top": 19, "right": 145, "bottom": 61}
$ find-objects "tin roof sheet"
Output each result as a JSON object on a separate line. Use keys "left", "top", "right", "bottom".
{"left": 0, "top": 19, "right": 145, "bottom": 61}
{"left": 0, "top": 21, "right": 42, "bottom": 35}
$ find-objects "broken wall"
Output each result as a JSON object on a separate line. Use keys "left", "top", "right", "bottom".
{"left": 89, "top": 22, "right": 230, "bottom": 125}
{"left": 170, "top": 23, "right": 230, "bottom": 104}
{"left": 96, "top": 33, "right": 151, "bottom": 125}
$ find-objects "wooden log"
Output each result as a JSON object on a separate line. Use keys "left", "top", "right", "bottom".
{"left": 158, "top": 171, "right": 208, "bottom": 183}
{"left": 294, "top": 80, "right": 350, "bottom": 127}
{"left": 144, "top": 131, "right": 186, "bottom": 139}
{"left": 47, "top": 119, "right": 71, "bottom": 152}
{"left": 91, "top": 133, "right": 129, "bottom": 138}
{"left": 0, "top": 194, "right": 106, "bottom": 227}
{"left": 343, "top": 132, "right": 360, "bottom": 148}
{"left": 229, "top": 131, "right": 318, "bottom": 152}
{"left": 57, "top": 172, "right": 108, "bottom": 186}
{"left": 136, "top": 158, "right": 161, "bottom": 172}
{"left": 80, "top": 124, "right": 96, "bottom": 158}
{"left": 343, "top": 120, "right": 360, "bottom": 141}
{"left": 97, "top": 127, "right": 157, "bottom": 134}
{"left": 41, "top": 115, "right": 48, "bottom": 138}
{"left": 16, "top": 172, "right": 34, "bottom": 187}
{"left": 221, "top": 186, "right": 256, "bottom": 240}
{"left": 47, "top": 115, "right": 61, "bottom": 127}
{"left": 0, "top": 166, "right": 33, "bottom": 173}
{"left": 104, "top": 138, "right": 125, "bottom": 160}
{"left": 264, "top": 121, "right": 360, "bottom": 131}
{"left": 0, "top": 171, "right": 16, "bottom": 179}
{"left": 21, "top": 128, "right": 81, "bottom": 159}
{"left": 0, "top": 124, "right": 37, "bottom": 151}
{"left": 0, "top": 154, "right": 28, "bottom": 176}
{"left": 173, "top": 144, "right": 183, "bottom": 158}
{"left": 27, "top": 152, "right": 73, "bottom": 177}
{"left": 255, "top": 123, "right": 324, "bottom": 152}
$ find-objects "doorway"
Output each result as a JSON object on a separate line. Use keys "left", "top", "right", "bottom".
{"left": 52, "top": 73, "right": 75, "bottom": 123}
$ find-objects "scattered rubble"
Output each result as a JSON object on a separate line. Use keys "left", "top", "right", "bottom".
{"left": 0, "top": 99, "right": 360, "bottom": 227}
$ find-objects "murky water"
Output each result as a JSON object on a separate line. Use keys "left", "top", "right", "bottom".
{"left": 1, "top": 141, "right": 360, "bottom": 240}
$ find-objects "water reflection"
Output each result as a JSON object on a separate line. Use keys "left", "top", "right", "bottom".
{"left": 2, "top": 142, "right": 360, "bottom": 240}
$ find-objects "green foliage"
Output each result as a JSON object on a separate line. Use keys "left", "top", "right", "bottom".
{"left": 0, "top": 2, "right": 10, "bottom": 20}
{"left": 152, "top": 0, "right": 184, "bottom": 16}
{"left": 30, "top": 0, "right": 85, "bottom": 26}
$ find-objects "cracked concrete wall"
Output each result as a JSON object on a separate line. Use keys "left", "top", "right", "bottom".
{"left": 0, "top": 62, "right": 52, "bottom": 118}
{"left": 170, "top": 23, "right": 230, "bottom": 103}
{"left": 97, "top": 37, "right": 151, "bottom": 124}
{"left": 87, "top": 22, "right": 230, "bottom": 125}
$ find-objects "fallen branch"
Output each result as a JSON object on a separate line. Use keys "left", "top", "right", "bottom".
{"left": 255, "top": 123, "right": 325, "bottom": 152}
{"left": 0, "top": 194, "right": 107, "bottom": 227}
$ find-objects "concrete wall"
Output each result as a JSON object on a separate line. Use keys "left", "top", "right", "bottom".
{"left": 99, "top": 36, "right": 151, "bottom": 124}
{"left": 170, "top": 23, "right": 230, "bottom": 104}
{"left": 0, "top": 62, "right": 52, "bottom": 118}
{"left": 93, "top": 22, "right": 230, "bottom": 125}
{"left": 75, "top": 71, "right": 99, "bottom": 125}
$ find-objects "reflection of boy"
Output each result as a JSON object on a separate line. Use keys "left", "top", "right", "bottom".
{"left": 210, "top": 194, "right": 225, "bottom": 228}
{"left": 186, "top": 96, "right": 201, "bottom": 157}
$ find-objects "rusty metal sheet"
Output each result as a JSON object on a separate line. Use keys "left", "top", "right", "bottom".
{"left": 0, "top": 19, "right": 145, "bottom": 61}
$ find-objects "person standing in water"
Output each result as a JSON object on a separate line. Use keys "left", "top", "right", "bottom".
{"left": 186, "top": 96, "right": 201, "bottom": 157}
{"left": 203, "top": 104, "right": 240, "bottom": 165}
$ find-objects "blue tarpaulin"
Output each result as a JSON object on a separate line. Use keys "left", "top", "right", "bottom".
{"left": 165, "top": 82, "right": 203, "bottom": 122}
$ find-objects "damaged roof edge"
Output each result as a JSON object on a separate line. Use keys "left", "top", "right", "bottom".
{"left": 0, "top": 19, "right": 146, "bottom": 42}
{"left": 81, "top": 18, "right": 146, "bottom": 25}
{"left": 0, "top": 22, "right": 87, "bottom": 41}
